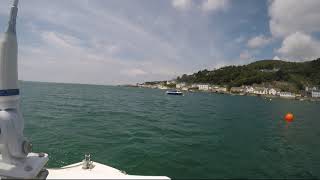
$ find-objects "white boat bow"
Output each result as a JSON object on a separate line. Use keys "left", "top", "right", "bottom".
{"left": 48, "top": 161, "right": 170, "bottom": 179}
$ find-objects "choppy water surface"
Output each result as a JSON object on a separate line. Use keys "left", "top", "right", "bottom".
{"left": 21, "top": 81, "right": 320, "bottom": 179}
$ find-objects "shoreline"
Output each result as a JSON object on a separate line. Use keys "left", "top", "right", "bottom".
{"left": 126, "top": 85, "right": 320, "bottom": 102}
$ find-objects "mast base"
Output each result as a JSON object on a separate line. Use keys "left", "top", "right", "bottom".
{"left": 0, "top": 152, "right": 48, "bottom": 179}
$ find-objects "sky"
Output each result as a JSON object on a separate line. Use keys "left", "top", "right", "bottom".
{"left": 0, "top": 0, "right": 320, "bottom": 85}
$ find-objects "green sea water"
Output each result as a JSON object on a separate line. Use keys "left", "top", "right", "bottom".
{"left": 21, "top": 81, "right": 320, "bottom": 179}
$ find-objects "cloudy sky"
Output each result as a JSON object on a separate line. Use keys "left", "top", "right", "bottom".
{"left": 0, "top": 0, "right": 320, "bottom": 85}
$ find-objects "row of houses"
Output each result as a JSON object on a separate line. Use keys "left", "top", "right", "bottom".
{"left": 236, "top": 86, "right": 320, "bottom": 98}
{"left": 138, "top": 82, "right": 320, "bottom": 99}
{"left": 312, "top": 91, "right": 320, "bottom": 98}
{"left": 176, "top": 83, "right": 228, "bottom": 93}
{"left": 305, "top": 86, "right": 320, "bottom": 98}
{"left": 175, "top": 83, "right": 320, "bottom": 98}
{"left": 229, "top": 86, "right": 319, "bottom": 99}
{"left": 231, "top": 86, "right": 297, "bottom": 98}
{"left": 175, "top": 83, "right": 279, "bottom": 96}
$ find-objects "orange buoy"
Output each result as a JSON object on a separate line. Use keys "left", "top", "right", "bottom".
{"left": 285, "top": 113, "right": 294, "bottom": 122}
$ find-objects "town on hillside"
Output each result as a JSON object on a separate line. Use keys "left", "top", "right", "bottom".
{"left": 124, "top": 59, "right": 320, "bottom": 101}
{"left": 133, "top": 80, "right": 320, "bottom": 101}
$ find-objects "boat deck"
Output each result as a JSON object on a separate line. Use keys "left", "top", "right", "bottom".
{"left": 47, "top": 161, "right": 170, "bottom": 179}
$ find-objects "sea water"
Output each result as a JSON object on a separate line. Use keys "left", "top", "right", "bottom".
{"left": 21, "top": 81, "right": 320, "bottom": 179}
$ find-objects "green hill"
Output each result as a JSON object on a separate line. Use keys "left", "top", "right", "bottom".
{"left": 177, "top": 58, "right": 320, "bottom": 92}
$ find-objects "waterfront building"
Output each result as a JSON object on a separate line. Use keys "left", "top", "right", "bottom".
{"left": 301, "top": 90, "right": 311, "bottom": 97}
{"left": 182, "top": 87, "right": 189, "bottom": 91}
{"left": 306, "top": 86, "right": 318, "bottom": 92}
{"left": 245, "top": 86, "right": 254, "bottom": 94}
{"left": 279, "top": 92, "right": 296, "bottom": 98}
{"left": 191, "top": 84, "right": 199, "bottom": 88}
{"left": 230, "top": 87, "right": 245, "bottom": 93}
{"left": 198, "top": 84, "right": 209, "bottom": 91}
{"left": 212, "top": 85, "right": 220, "bottom": 89}
{"left": 213, "top": 87, "right": 227, "bottom": 93}
{"left": 253, "top": 87, "right": 268, "bottom": 95}
{"left": 166, "top": 80, "right": 176, "bottom": 85}
{"left": 268, "top": 88, "right": 279, "bottom": 96}
{"left": 312, "top": 91, "right": 320, "bottom": 98}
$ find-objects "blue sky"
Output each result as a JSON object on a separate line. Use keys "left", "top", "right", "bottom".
{"left": 0, "top": 0, "right": 320, "bottom": 85}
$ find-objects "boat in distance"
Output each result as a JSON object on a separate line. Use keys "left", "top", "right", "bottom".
{"left": 166, "top": 90, "right": 183, "bottom": 95}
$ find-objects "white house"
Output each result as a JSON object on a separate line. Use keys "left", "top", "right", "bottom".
{"left": 213, "top": 87, "right": 227, "bottom": 93}
{"left": 245, "top": 86, "right": 254, "bottom": 94}
{"left": 198, "top": 84, "right": 209, "bottom": 91}
{"left": 268, "top": 88, "right": 278, "bottom": 96}
{"left": 306, "top": 86, "right": 318, "bottom": 92}
{"left": 166, "top": 80, "right": 176, "bottom": 85}
{"left": 253, "top": 87, "right": 268, "bottom": 95}
{"left": 191, "top": 84, "right": 199, "bottom": 88}
{"left": 312, "top": 91, "right": 320, "bottom": 98}
{"left": 230, "top": 87, "right": 245, "bottom": 93}
{"left": 279, "top": 92, "right": 295, "bottom": 98}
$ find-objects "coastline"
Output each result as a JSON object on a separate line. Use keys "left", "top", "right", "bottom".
{"left": 124, "top": 85, "right": 320, "bottom": 102}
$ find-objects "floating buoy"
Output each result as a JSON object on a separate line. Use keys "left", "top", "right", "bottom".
{"left": 284, "top": 113, "right": 294, "bottom": 122}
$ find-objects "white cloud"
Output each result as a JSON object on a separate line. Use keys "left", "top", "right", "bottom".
{"left": 0, "top": 2, "right": 8, "bottom": 15}
{"left": 202, "top": 0, "right": 230, "bottom": 12}
{"left": 120, "top": 68, "right": 147, "bottom": 77}
{"left": 2, "top": 0, "right": 189, "bottom": 84}
{"left": 41, "top": 31, "right": 82, "bottom": 49}
{"left": 172, "top": 0, "right": 192, "bottom": 10}
{"left": 106, "top": 45, "right": 120, "bottom": 55}
{"left": 91, "top": 39, "right": 121, "bottom": 55}
{"left": 247, "top": 35, "right": 271, "bottom": 48}
{"left": 269, "top": 0, "right": 320, "bottom": 61}
{"left": 273, "top": 56, "right": 281, "bottom": 60}
{"left": 269, "top": 0, "right": 320, "bottom": 37}
{"left": 277, "top": 32, "right": 320, "bottom": 61}
{"left": 0, "top": 0, "right": 241, "bottom": 84}
{"left": 172, "top": 0, "right": 230, "bottom": 12}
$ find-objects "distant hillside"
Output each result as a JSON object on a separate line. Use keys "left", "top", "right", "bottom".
{"left": 177, "top": 58, "right": 320, "bottom": 92}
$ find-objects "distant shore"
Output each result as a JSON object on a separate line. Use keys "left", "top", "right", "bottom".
{"left": 123, "top": 84, "right": 320, "bottom": 102}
